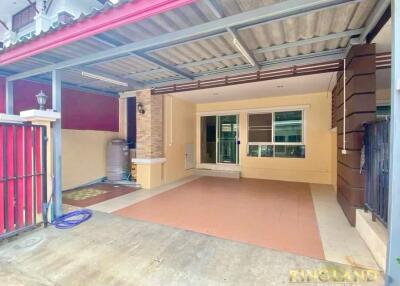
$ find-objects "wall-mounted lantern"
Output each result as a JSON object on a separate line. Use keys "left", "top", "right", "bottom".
{"left": 137, "top": 102, "right": 145, "bottom": 114}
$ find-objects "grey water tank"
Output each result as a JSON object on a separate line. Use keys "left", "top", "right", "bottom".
{"left": 106, "top": 139, "right": 130, "bottom": 181}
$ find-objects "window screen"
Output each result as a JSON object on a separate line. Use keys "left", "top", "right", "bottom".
{"left": 248, "top": 113, "right": 272, "bottom": 142}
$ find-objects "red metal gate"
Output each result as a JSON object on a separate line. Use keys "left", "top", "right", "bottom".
{"left": 0, "top": 122, "right": 47, "bottom": 239}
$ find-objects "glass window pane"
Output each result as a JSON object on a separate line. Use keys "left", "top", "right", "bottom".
{"left": 219, "top": 115, "right": 238, "bottom": 140}
{"left": 201, "top": 116, "right": 216, "bottom": 163}
{"left": 275, "top": 111, "right": 302, "bottom": 122}
{"left": 248, "top": 145, "right": 259, "bottom": 157}
{"left": 274, "top": 111, "right": 302, "bottom": 143}
{"left": 260, "top": 145, "right": 273, "bottom": 157}
{"left": 376, "top": 105, "right": 391, "bottom": 118}
{"left": 274, "top": 145, "right": 305, "bottom": 158}
{"left": 274, "top": 123, "right": 302, "bottom": 142}
{"left": 218, "top": 115, "right": 238, "bottom": 164}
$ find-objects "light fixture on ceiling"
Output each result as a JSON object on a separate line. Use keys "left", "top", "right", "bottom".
{"left": 81, "top": 71, "right": 128, "bottom": 87}
{"left": 109, "top": 0, "right": 119, "bottom": 4}
{"left": 232, "top": 37, "right": 256, "bottom": 67}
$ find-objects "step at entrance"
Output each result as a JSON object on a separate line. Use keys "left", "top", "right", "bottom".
{"left": 193, "top": 169, "right": 240, "bottom": 179}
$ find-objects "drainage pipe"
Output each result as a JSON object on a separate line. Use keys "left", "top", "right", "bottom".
{"left": 169, "top": 95, "right": 173, "bottom": 147}
{"left": 342, "top": 58, "right": 347, "bottom": 155}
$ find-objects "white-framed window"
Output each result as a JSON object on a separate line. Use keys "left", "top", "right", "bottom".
{"left": 376, "top": 104, "right": 391, "bottom": 119}
{"left": 247, "top": 110, "right": 305, "bottom": 158}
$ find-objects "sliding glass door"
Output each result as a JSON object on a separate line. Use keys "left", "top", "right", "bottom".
{"left": 201, "top": 116, "right": 217, "bottom": 164}
{"left": 218, "top": 115, "right": 239, "bottom": 164}
{"left": 201, "top": 115, "right": 239, "bottom": 165}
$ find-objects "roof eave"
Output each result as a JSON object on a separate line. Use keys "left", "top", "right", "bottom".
{"left": 0, "top": 0, "right": 196, "bottom": 66}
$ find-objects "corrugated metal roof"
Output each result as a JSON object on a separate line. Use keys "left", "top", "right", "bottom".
{"left": 149, "top": 33, "right": 245, "bottom": 74}
{"left": 144, "top": 0, "right": 377, "bottom": 67}
{"left": 89, "top": 55, "right": 159, "bottom": 76}
{"left": 86, "top": 0, "right": 378, "bottom": 85}
{"left": 0, "top": 0, "right": 382, "bottom": 94}
{"left": 45, "top": 38, "right": 113, "bottom": 60}
{"left": 2, "top": 58, "right": 45, "bottom": 73}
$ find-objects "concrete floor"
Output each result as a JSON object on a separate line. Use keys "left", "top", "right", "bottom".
{"left": 310, "top": 184, "right": 379, "bottom": 269}
{"left": 0, "top": 211, "right": 383, "bottom": 286}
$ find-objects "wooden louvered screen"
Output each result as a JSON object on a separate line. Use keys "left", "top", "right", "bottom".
{"left": 12, "top": 4, "right": 36, "bottom": 32}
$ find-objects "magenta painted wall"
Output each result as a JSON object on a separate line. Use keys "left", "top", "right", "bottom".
{"left": 0, "top": 77, "right": 119, "bottom": 132}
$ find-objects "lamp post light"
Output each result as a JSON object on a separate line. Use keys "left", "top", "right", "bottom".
{"left": 36, "top": 90, "right": 47, "bottom": 110}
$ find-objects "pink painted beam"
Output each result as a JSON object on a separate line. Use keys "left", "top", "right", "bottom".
{"left": 0, "top": 0, "right": 196, "bottom": 66}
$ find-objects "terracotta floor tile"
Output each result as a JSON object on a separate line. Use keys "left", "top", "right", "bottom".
{"left": 114, "top": 177, "right": 325, "bottom": 259}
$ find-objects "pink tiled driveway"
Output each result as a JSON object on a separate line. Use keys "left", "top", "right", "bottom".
{"left": 114, "top": 177, "right": 325, "bottom": 259}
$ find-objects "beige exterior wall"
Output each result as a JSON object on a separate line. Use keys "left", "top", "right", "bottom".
{"left": 196, "top": 92, "right": 334, "bottom": 185}
{"left": 330, "top": 91, "right": 338, "bottom": 191}
{"left": 62, "top": 129, "right": 119, "bottom": 190}
{"left": 136, "top": 163, "right": 164, "bottom": 189}
{"left": 31, "top": 119, "right": 53, "bottom": 224}
{"left": 376, "top": 88, "right": 391, "bottom": 104}
{"left": 118, "top": 91, "right": 335, "bottom": 187}
{"left": 163, "top": 95, "right": 196, "bottom": 184}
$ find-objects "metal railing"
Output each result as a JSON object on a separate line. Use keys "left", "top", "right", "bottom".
{"left": 363, "top": 119, "right": 390, "bottom": 225}
{"left": 0, "top": 122, "right": 47, "bottom": 239}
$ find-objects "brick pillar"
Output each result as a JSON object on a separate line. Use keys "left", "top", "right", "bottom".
{"left": 136, "top": 89, "right": 163, "bottom": 159}
{"left": 334, "top": 44, "right": 376, "bottom": 226}
{"left": 134, "top": 89, "right": 165, "bottom": 189}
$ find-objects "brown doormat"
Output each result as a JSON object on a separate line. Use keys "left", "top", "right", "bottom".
{"left": 63, "top": 183, "right": 139, "bottom": 207}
